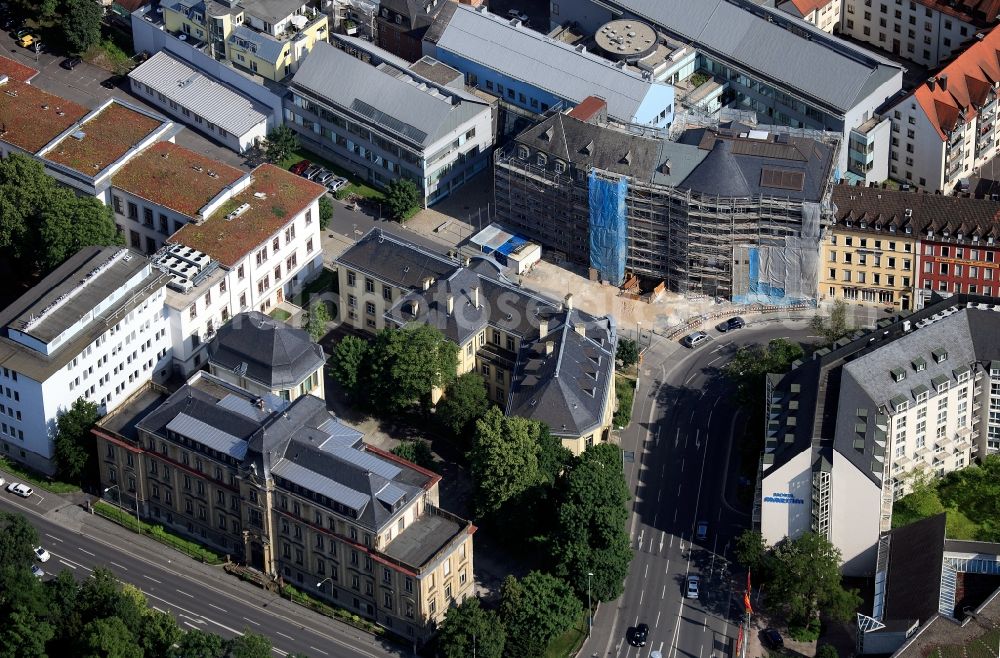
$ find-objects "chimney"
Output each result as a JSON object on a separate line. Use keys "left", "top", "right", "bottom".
{"left": 473, "top": 286, "right": 480, "bottom": 309}
{"left": 422, "top": 276, "right": 433, "bottom": 290}
{"left": 545, "top": 341, "right": 554, "bottom": 356}
{"left": 411, "top": 300, "right": 419, "bottom": 317}
{"left": 539, "top": 317, "right": 549, "bottom": 337}
{"left": 575, "top": 323, "right": 586, "bottom": 336}
{"left": 564, "top": 293, "right": 574, "bottom": 311}
{"left": 928, "top": 76, "right": 936, "bottom": 91}
{"left": 447, "top": 295, "right": 454, "bottom": 316}
{"left": 939, "top": 74, "right": 948, "bottom": 91}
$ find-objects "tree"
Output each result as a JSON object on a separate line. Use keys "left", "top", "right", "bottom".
{"left": 468, "top": 407, "right": 541, "bottom": 519}
{"left": 391, "top": 440, "right": 435, "bottom": 470}
{"left": 810, "top": 299, "right": 852, "bottom": 346}
{"left": 329, "top": 335, "right": 369, "bottom": 401}
{"left": 733, "top": 530, "right": 770, "bottom": 578}
{"left": 551, "top": 443, "right": 632, "bottom": 601}
{"left": 436, "top": 597, "right": 505, "bottom": 658}
{"left": 499, "top": 572, "right": 582, "bottom": 658}
{"left": 171, "top": 629, "right": 226, "bottom": 658}
{"left": 62, "top": 0, "right": 103, "bottom": 55}
{"left": 0, "top": 511, "right": 44, "bottom": 612}
{"left": 0, "top": 606, "right": 54, "bottom": 658}
{"left": 307, "top": 299, "right": 331, "bottom": 342}
{"left": 38, "top": 190, "right": 122, "bottom": 270}
{"left": 767, "top": 533, "right": 861, "bottom": 626}
{"left": 225, "top": 631, "right": 272, "bottom": 658}
{"left": 263, "top": 126, "right": 299, "bottom": 164}
{"left": 318, "top": 195, "right": 333, "bottom": 229}
{"left": 536, "top": 423, "right": 572, "bottom": 485}
{"left": 384, "top": 178, "right": 421, "bottom": 221}
{"left": 724, "top": 338, "right": 804, "bottom": 407}
{"left": 364, "top": 325, "right": 459, "bottom": 412}
{"left": 9, "top": 0, "right": 59, "bottom": 21}
{"left": 138, "top": 609, "right": 182, "bottom": 657}
{"left": 616, "top": 338, "right": 639, "bottom": 370}
{"left": 54, "top": 397, "right": 100, "bottom": 483}
{"left": 81, "top": 616, "right": 142, "bottom": 658}
{"left": 817, "top": 644, "right": 840, "bottom": 658}
{"left": 436, "top": 372, "right": 490, "bottom": 441}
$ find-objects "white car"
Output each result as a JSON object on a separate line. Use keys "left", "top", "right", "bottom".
{"left": 34, "top": 546, "right": 50, "bottom": 562}
{"left": 31, "top": 564, "right": 44, "bottom": 578}
{"left": 0, "top": 477, "right": 5, "bottom": 488}
{"left": 7, "top": 482, "right": 33, "bottom": 497}
{"left": 686, "top": 575, "right": 700, "bottom": 599}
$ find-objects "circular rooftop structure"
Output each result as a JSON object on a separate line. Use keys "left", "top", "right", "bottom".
{"left": 593, "top": 19, "right": 658, "bottom": 63}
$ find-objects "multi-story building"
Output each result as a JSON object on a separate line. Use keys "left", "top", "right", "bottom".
{"left": 160, "top": 0, "right": 329, "bottom": 81}
{"left": 0, "top": 55, "right": 175, "bottom": 200}
{"left": 93, "top": 370, "right": 475, "bottom": 642}
{"left": 756, "top": 293, "right": 1000, "bottom": 575}
{"left": 286, "top": 41, "right": 494, "bottom": 205}
{"left": 110, "top": 141, "right": 248, "bottom": 255}
{"left": 839, "top": 0, "right": 1000, "bottom": 67}
{"left": 336, "top": 229, "right": 618, "bottom": 455}
{"left": 161, "top": 164, "right": 326, "bottom": 374}
{"left": 777, "top": 0, "right": 842, "bottom": 33}
{"left": 0, "top": 246, "right": 172, "bottom": 474}
{"left": 820, "top": 185, "right": 920, "bottom": 310}
{"left": 423, "top": 4, "right": 676, "bottom": 129}
{"left": 915, "top": 208, "right": 1000, "bottom": 303}
{"left": 495, "top": 102, "right": 839, "bottom": 300}
{"left": 377, "top": 0, "right": 447, "bottom": 62}
{"left": 549, "top": 0, "right": 904, "bottom": 184}
{"left": 207, "top": 311, "right": 325, "bottom": 402}
{"left": 885, "top": 26, "right": 1000, "bottom": 193}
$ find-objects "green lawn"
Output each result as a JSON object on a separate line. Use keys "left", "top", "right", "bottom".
{"left": 0, "top": 456, "right": 79, "bottom": 494}
{"left": 543, "top": 610, "right": 589, "bottom": 658}
{"left": 280, "top": 149, "right": 385, "bottom": 202}
{"left": 269, "top": 308, "right": 292, "bottom": 322}
{"left": 291, "top": 267, "right": 335, "bottom": 307}
{"left": 614, "top": 374, "right": 636, "bottom": 428}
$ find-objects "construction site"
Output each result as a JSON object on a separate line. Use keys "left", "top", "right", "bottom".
{"left": 494, "top": 105, "right": 840, "bottom": 304}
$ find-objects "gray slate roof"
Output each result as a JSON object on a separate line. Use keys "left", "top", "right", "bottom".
{"left": 207, "top": 311, "right": 325, "bottom": 390}
{"left": 128, "top": 51, "right": 268, "bottom": 136}
{"left": 291, "top": 41, "right": 490, "bottom": 148}
{"left": 429, "top": 4, "right": 671, "bottom": 123}
{"left": 243, "top": 0, "right": 304, "bottom": 24}
{"left": 229, "top": 24, "right": 286, "bottom": 64}
{"left": 336, "top": 229, "right": 458, "bottom": 290}
{"left": 610, "top": 0, "right": 903, "bottom": 113}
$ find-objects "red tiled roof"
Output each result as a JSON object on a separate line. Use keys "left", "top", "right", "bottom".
{"left": 789, "top": 0, "right": 835, "bottom": 16}
{"left": 0, "top": 79, "right": 88, "bottom": 154}
{"left": 112, "top": 142, "right": 246, "bottom": 219}
{"left": 915, "top": 0, "right": 1000, "bottom": 27}
{"left": 44, "top": 101, "right": 165, "bottom": 175}
{"left": 0, "top": 55, "right": 38, "bottom": 83}
{"left": 170, "top": 164, "right": 325, "bottom": 267}
{"left": 913, "top": 26, "right": 1000, "bottom": 140}
{"left": 567, "top": 96, "right": 607, "bottom": 123}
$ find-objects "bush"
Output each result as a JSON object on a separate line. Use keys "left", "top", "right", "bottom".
{"left": 318, "top": 195, "right": 333, "bottom": 229}
{"left": 787, "top": 620, "right": 821, "bottom": 643}
{"left": 613, "top": 375, "right": 635, "bottom": 428}
{"left": 817, "top": 643, "right": 840, "bottom": 658}
{"left": 94, "top": 502, "right": 223, "bottom": 564}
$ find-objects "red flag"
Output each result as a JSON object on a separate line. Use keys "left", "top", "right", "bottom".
{"left": 744, "top": 591, "right": 754, "bottom": 614}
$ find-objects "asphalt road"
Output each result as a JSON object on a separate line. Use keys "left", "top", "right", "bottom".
{"left": 0, "top": 491, "right": 404, "bottom": 658}
{"left": 581, "top": 318, "right": 819, "bottom": 658}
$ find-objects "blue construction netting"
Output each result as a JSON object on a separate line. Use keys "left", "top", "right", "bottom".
{"left": 588, "top": 172, "right": 628, "bottom": 285}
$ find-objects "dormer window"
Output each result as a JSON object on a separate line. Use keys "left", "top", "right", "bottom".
{"left": 932, "top": 348, "right": 948, "bottom": 363}
{"left": 912, "top": 358, "right": 926, "bottom": 372}
{"left": 536, "top": 153, "right": 547, "bottom": 167}
{"left": 517, "top": 145, "right": 529, "bottom": 160}
{"left": 891, "top": 367, "right": 906, "bottom": 382}
{"left": 554, "top": 160, "right": 566, "bottom": 174}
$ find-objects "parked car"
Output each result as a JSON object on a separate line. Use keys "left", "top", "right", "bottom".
{"left": 61, "top": 56, "right": 82, "bottom": 70}
{"left": 507, "top": 8, "right": 529, "bottom": 22}
{"left": 100, "top": 75, "right": 124, "bottom": 89}
{"left": 31, "top": 564, "right": 44, "bottom": 578}
{"left": 289, "top": 160, "right": 311, "bottom": 176}
{"left": 303, "top": 164, "right": 325, "bottom": 180}
{"left": 761, "top": 629, "right": 783, "bottom": 650}
{"left": 326, "top": 176, "right": 348, "bottom": 193}
{"left": 0, "top": 477, "right": 5, "bottom": 489}
{"left": 627, "top": 623, "right": 649, "bottom": 647}
{"left": 686, "top": 575, "right": 700, "bottom": 599}
{"left": 7, "top": 482, "right": 33, "bottom": 498}
{"left": 34, "top": 546, "right": 50, "bottom": 562}
{"left": 695, "top": 521, "right": 708, "bottom": 541}
{"left": 17, "top": 31, "right": 37, "bottom": 48}
{"left": 716, "top": 316, "right": 746, "bottom": 332}
{"left": 314, "top": 171, "right": 336, "bottom": 187}
{"left": 681, "top": 331, "right": 709, "bottom": 348}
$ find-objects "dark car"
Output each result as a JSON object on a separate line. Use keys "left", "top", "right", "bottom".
{"left": 761, "top": 628, "right": 783, "bottom": 650}
{"left": 100, "top": 75, "right": 124, "bottom": 89}
{"left": 627, "top": 623, "right": 649, "bottom": 647}
{"left": 61, "top": 56, "right": 82, "bottom": 70}
{"left": 289, "top": 160, "right": 311, "bottom": 176}
{"left": 716, "top": 316, "right": 746, "bottom": 332}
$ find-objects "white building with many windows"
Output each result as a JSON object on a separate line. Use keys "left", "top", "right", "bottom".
{"left": 757, "top": 294, "right": 1000, "bottom": 575}
{"left": 778, "top": 0, "right": 842, "bottom": 33}
{"left": 0, "top": 246, "right": 172, "bottom": 474}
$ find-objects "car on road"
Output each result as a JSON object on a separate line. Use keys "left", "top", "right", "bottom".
{"left": 34, "top": 546, "right": 50, "bottom": 562}
{"left": 100, "top": 75, "right": 125, "bottom": 89}
{"left": 681, "top": 331, "right": 709, "bottom": 348}
{"left": 0, "top": 476, "right": 5, "bottom": 488}
{"left": 761, "top": 628, "right": 783, "bottom": 650}
{"left": 695, "top": 521, "right": 708, "bottom": 541}
{"left": 289, "top": 160, "right": 311, "bottom": 176}
{"left": 627, "top": 623, "right": 649, "bottom": 647}
{"left": 715, "top": 316, "right": 745, "bottom": 332}
{"left": 31, "top": 564, "right": 44, "bottom": 578}
{"left": 61, "top": 56, "right": 82, "bottom": 70}
{"left": 507, "top": 8, "right": 529, "bottom": 22}
{"left": 686, "top": 574, "right": 700, "bottom": 599}
{"left": 7, "top": 482, "right": 33, "bottom": 497}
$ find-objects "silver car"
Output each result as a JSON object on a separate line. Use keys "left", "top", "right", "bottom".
{"left": 326, "top": 176, "right": 348, "bottom": 193}
{"left": 681, "top": 331, "right": 709, "bottom": 348}
{"left": 686, "top": 575, "right": 700, "bottom": 599}
{"left": 303, "top": 165, "right": 325, "bottom": 180}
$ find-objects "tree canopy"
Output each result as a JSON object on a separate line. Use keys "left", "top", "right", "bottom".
{"left": 263, "top": 126, "right": 299, "bottom": 165}
{"left": 329, "top": 335, "right": 368, "bottom": 401}
{"left": 723, "top": 338, "right": 804, "bottom": 406}
{"left": 468, "top": 407, "right": 541, "bottom": 519}
{"left": 54, "top": 398, "right": 100, "bottom": 484}
{"left": 499, "top": 572, "right": 581, "bottom": 658}
{"left": 318, "top": 196, "right": 333, "bottom": 229}
{"left": 810, "top": 300, "right": 852, "bottom": 346}
{"left": 616, "top": 338, "right": 639, "bottom": 370}
{"left": 384, "top": 179, "right": 421, "bottom": 221}
{"left": 551, "top": 443, "right": 632, "bottom": 601}
{"left": 766, "top": 533, "right": 861, "bottom": 626}
{"left": 436, "top": 597, "right": 505, "bottom": 658}
{"left": 391, "top": 440, "right": 435, "bottom": 471}
{"left": 364, "top": 324, "right": 458, "bottom": 412}
{"left": 62, "top": 0, "right": 103, "bottom": 55}
{"left": 306, "top": 300, "right": 331, "bottom": 342}
{"left": 892, "top": 456, "right": 1000, "bottom": 540}
{"left": 436, "top": 372, "right": 490, "bottom": 442}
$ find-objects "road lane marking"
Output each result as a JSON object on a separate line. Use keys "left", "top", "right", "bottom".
{"left": 681, "top": 458, "right": 685, "bottom": 473}
{"left": 109, "top": 561, "right": 127, "bottom": 571}
{"left": 59, "top": 559, "right": 76, "bottom": 570}
{"left": 656, "top": 610, "right": 661, "bottom": 628}
{"left": 209, "top": 603, "right": 227, "bottom": 613}
{"left": 78, "top": 547, "right": 96, "bottom": 556}
{"left": 152, "top": 606, "right": 166, "bottom": 613}
{"left": 55, "top": 554, "right": 92, "bottom": 572}
{"left": 704, "top": 616, "right": 708, "bottom": 632}
{"left": 143, "top": 575, "right": 162, "bottom": 584}
{"left": 644, "top": 564, "right": 649, "bottom": 578}
{"left": 242, "top": 616, "right": 261, "bottom": 626}
{"left": 175, "top": 589, "right": 194, "bottom": 599}
{"left": 272, "top": 649, "right": 289, "bottom": 657}
{"left": 662, "top": 584, "right": 666, "bottom": 599}
{"left": 708, "top": 356, "right": 721, "bottom": 366}
{"left": 685, "top": 372, "right": 698, "bottom": 385}
{"left": 44, "top": 533, "right": 63, "bottom": 543}
{"left": 276, "top": 632, "right": 294, "bottom": 640}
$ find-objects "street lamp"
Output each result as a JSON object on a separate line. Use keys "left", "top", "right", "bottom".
{"left": 316, "top": 577, "right": 333, "bottom": 591}
{"left": 104, "top": 485, "right": 140, "bottom": 533}
{"left": 587, "top": 572, "right": 594, "bottom": 639}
